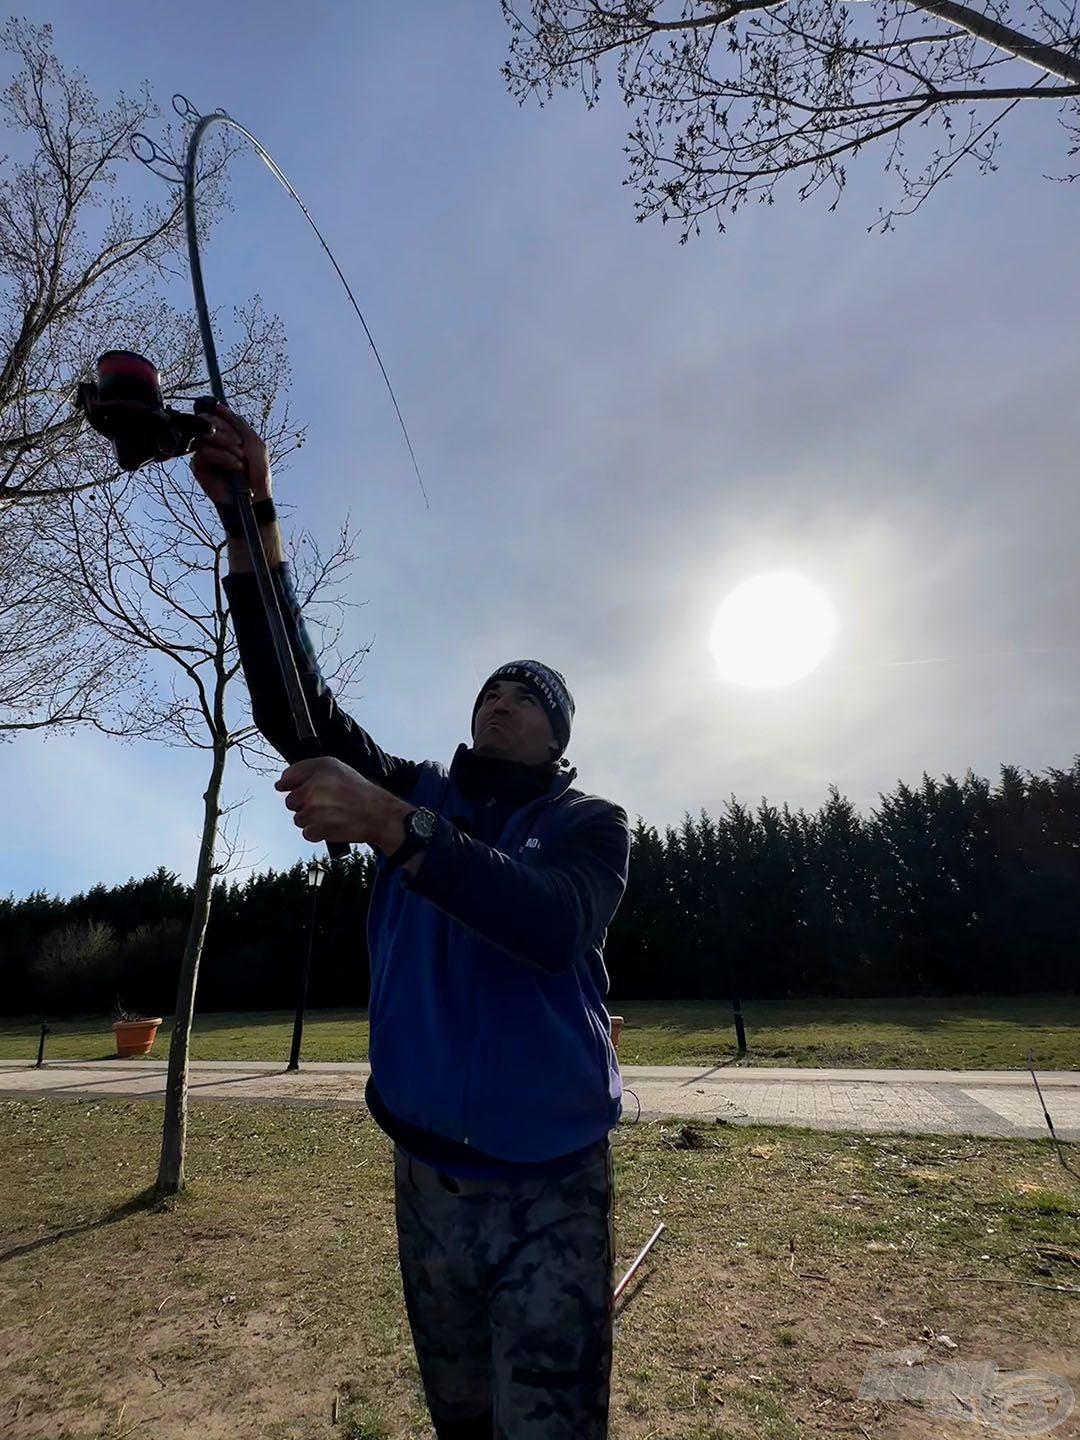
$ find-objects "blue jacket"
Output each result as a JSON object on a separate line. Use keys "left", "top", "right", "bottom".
{"left": 225, "top": 565, "right": 630, "bottom": 1163}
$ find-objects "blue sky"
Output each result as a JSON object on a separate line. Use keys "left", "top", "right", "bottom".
{"left": 5, "top": 1, "right": 1080, "bottom": 899}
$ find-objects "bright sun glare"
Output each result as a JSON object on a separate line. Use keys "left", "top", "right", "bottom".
{"left": 710, "top": 572, "right": 836, "bottom": 689}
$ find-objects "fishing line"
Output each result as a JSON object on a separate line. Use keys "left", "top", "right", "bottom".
{"left": 834, "top": 644, "right": 1080, "bottom": 674}
{"left": 133, "top": 95, "right": 427, "bottom": 507}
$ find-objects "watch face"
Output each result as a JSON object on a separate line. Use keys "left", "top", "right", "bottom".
{"left": 412, "top": 808, "right": 437, "bottom": 840}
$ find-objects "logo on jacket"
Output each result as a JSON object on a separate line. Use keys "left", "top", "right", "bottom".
{"left": 523, "top": 838, "right": 541, "bottom": 850}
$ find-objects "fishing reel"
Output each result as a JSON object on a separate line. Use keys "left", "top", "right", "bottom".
{"left": 77, "top": 351, "right": 216, "bottom": 473}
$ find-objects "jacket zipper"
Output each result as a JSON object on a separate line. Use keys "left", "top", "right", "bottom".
{"left": 457, "top": 788, "right": 563, "bottom": 1146}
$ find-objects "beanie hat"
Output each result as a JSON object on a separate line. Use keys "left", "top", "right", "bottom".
{"left": 472, "top": 660, "right": 575, "bottom": 756}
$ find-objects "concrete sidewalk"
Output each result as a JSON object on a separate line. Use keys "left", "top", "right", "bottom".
{"left": 2, "top": 1058, "right": 1078, "bottom": 1140}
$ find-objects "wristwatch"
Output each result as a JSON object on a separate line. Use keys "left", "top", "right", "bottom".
{"left": 390, "top": 807, "right": 438, "bottom": 868}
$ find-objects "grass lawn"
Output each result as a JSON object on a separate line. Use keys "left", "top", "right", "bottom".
{"left": 2, "top": 1097, "right": 1079, "bottom": 1438}
{"left": 2, "top": 994, "right": 1078, "bottom": 1069}
{"left": 615, "top": 995, "right": 1080, "bottom": 1070}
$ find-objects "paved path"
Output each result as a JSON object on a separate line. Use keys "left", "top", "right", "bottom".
{"left": 2, "top": 1059, "right": 1078, "bottom": 1140}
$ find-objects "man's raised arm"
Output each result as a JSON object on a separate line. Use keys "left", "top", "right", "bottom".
{"left": 191, "top": 405, "right": 417, "bottom": 798}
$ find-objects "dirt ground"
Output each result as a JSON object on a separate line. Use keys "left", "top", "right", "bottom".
{"left": 1, "top": 1098, "right": 1078, "bottom": 1439}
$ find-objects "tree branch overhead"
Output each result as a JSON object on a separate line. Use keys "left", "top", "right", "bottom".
{"left": 502, "top": 0, "right": 1080, "bottom": 234}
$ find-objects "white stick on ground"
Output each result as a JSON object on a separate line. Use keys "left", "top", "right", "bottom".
{"left": 614, "top": 1223, "right": 666, "bottom": 1301}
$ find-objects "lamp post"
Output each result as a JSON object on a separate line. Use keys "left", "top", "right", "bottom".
{"left": 287, "top": 858, "right": 325, "bottom": 1072}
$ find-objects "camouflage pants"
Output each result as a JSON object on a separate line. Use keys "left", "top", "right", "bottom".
{"left": 394, "top": 1141, "right": 613, "bottom": 1440}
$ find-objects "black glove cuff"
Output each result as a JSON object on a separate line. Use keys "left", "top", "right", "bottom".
{"left": 217, "top": 496, "right": 276, "bottom": 539}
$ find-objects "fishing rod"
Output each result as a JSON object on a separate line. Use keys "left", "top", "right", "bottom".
{"left": 78, "top": 95, "right": 425, "bottom": 861}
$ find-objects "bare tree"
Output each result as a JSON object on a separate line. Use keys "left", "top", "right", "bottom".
{"left": 46, "top": 383, "right": 365, "bottom": 1194}
{"left": 0, "top": 18, "right": 235, "bottom": 503}
{"left": 1, "top": 19, "right": 349, "bottom": 1190}
{"left": 0, "top": 294, "right": 301, "bottom": 740}
{"left": 502, "top": 0, "right": 1080, "bottom": 236}
{"left": 0, "top": 20, "right": 284, "bottom": 737}
{"left": 0, "top": 500, "right": 125, "bottom": 735}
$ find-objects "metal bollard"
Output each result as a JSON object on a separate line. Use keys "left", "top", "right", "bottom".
{"left": 733, "top": 995, "right": 747, "bottom": 1055}
{"left": 35, "top": 1019, "right": 49, "bottom": 1069}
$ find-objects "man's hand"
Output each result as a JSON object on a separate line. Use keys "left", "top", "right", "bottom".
{"left": 275, "top": 757, "right": 412, "bottom": 851}
{"left": 190, "top": 405, "right": 272, "bottom": 506}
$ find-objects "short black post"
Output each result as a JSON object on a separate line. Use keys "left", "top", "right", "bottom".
{"left": 287, "top": 859, "right": 325, "bottom": 1072}
{"left": 36, "top": 1019, "right": 50, "bottom": 1068}
{"left": 732, "top": 995, "right": 747, "bottom": 1056}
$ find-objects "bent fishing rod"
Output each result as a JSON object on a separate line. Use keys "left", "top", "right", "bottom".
{"left": 79, "top": 95, "right": 425, "bottom": 861}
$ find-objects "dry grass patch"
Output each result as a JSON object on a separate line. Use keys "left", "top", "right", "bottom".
{"left": 1, "top": 1099, "right": 1078, "bottom": 1438}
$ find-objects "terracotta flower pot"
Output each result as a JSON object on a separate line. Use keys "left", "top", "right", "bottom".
{"left": 113, "top": 1018, "right": 163, "bottom": 1058}
{"left": 609, "top": 1014, "right": 624, "bottom": 1050}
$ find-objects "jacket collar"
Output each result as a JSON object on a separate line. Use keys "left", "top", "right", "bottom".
{"left": 448, "top": 743, "right": 576, "bottom": 799}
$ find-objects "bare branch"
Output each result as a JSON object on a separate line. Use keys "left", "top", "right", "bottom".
{"left": 0, "top": 18, "right": 234, "bottom": 508}
{"left": 502, "top": 0, "right": 1080, "bottom": 234}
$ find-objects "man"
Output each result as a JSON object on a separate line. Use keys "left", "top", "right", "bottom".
{"left": 193, "top": 407, "right": 630, "bottom": 1440}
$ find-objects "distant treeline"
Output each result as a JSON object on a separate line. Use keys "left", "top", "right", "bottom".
{"left": 4, "top": 762, "right": 1079, "bottom": 1016}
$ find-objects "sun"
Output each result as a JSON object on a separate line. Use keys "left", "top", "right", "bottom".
{"left": 710, "top": 572, "right": 836, "bottom": 689}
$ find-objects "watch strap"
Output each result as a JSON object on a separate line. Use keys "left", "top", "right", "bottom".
{"left": 386, "top": 808, "right": 437, "bottom": 870}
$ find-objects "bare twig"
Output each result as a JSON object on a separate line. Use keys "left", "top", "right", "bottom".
{"left": 1033, "top": 1244, "right": 1080, "bottom": 1267}
{"left": 949, "top": 1275, "right": 1080, "bottom": 1294}
{"left": 137, "top": 1357, "right": 166, "bottom": 1388}
{"left": 788, "top": 1237, "right": 829, "bottom": 1281}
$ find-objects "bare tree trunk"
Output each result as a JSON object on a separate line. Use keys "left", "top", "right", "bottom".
{"left": 156, "top": 740, "right": 227, "bottom": 1196}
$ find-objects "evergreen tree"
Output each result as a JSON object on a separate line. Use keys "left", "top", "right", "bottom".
{"left": 7, "top": 757, "right": 1080, "bottom": 1011}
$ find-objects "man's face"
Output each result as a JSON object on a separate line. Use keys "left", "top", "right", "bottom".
{"left": 472, "top": 680, "right": 558, "bottom": 765}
